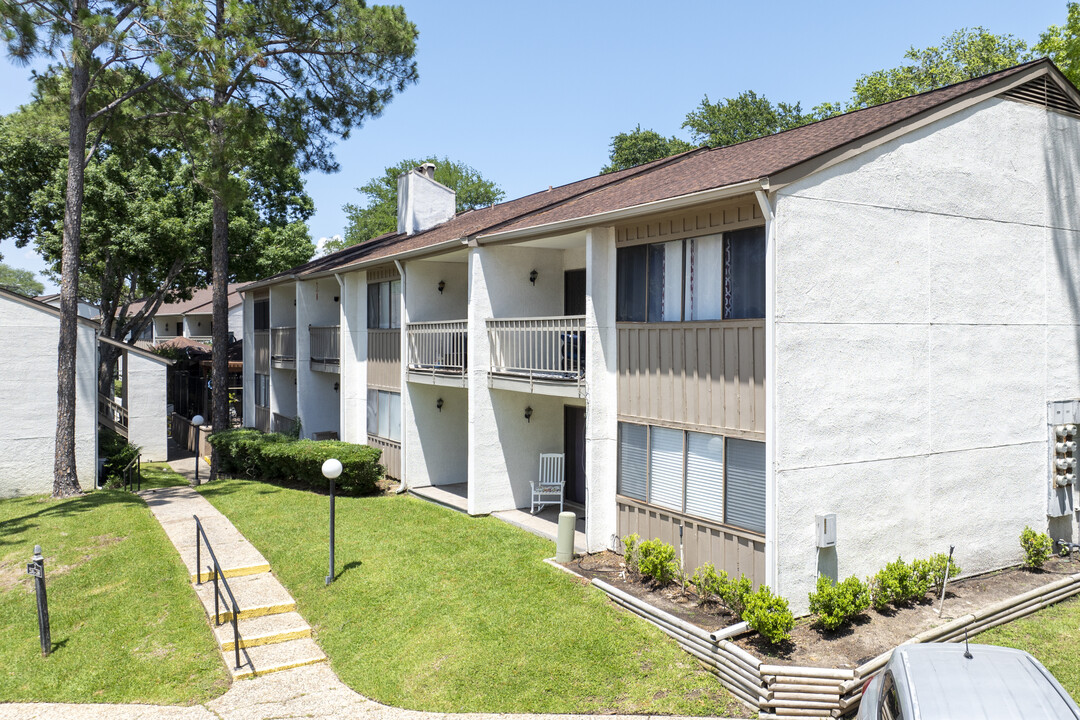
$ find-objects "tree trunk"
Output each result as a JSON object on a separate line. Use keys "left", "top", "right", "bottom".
{"left": 209, "top": 187, "right": 229, "bottom": 480}
{"left": 53, "top": 15, "right": 90, "bottom": 498}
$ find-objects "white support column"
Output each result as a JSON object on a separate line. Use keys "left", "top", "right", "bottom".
{"left": 338, "top": 272, "right": 367, "bottom": 444}
{"left": 755, "top": 188, "right": 778, "bottom": 592}
{"left": 585, "top": 226, "right": 618, "bottom": 552}
{"left": 466, "top": 246, "right": 490, "bottom": 515}
{"left": 295, "top": 280, "right": 314, "bottom": 437}
{"left": 395, "top": 260, "right": 409, "bottom": 487}
{"left": 242, "top": 294, "right": 255, "bottom": 426}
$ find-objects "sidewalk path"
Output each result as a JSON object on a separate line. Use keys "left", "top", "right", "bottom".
{"left": 0, "top": 462, "right": 748, "bottom": 720}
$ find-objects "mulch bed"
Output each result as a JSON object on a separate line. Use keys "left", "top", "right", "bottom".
{"left": 563, "top": 551, "right": 1080, "bottom": 668}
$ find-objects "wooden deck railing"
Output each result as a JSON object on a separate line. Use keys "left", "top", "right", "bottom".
{"left": 253, "top": 405, "right": 271, "bottom": 433}
{"left": 272, "top": 412, "right": 297, "bottom": 435}
{"left": 487, "top": 315, "right": 585, "bottom": 383}
{"left": 98, "top": 396, "right": 129, "bottom": 437}
{"left": 407, "top": 320, "right": 467, "bottom": 376}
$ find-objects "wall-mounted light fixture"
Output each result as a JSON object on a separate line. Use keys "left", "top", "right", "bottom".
{"left": 529, "top": 269, "right": 538, "bottom": 285}
{"left": 333, "top": 381, "right": 340, "bottom": 391}
{"left": 436, "top": 397, "right": 444, "bottom": 412}
{"left": 333, "top": 296, "right": 339, "bottom": 303}
{"left": 438, "top": 280, "right": 445, "bottom": 295}
{"left": 524, "top": 406, "right": 533, "bottom": 423}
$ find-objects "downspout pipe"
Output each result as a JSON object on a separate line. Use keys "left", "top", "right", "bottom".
{"left": 755, "top": 188, "right": 779, "bottom": 592}
{"left": 393, "top": 259, "right": 408, "bottom": 493}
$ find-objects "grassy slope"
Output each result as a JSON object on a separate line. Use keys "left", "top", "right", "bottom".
{"left": 199, "top": 478, "right": 739, "bottom": 716}
{"left": 0, "top": 479, "right": 229, "bottom": 704}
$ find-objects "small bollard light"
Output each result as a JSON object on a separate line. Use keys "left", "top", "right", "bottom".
{"left": 26, "top": 545, "right": 50, "bottom": 656}
{"left": 322, "top": 459, "right": 342, "bottom": 585}
{"left": 555, "top": 511, "right": 576, "bottom": 563}
{"left": 191, "top": 414, "right": 205, "bottom": 486}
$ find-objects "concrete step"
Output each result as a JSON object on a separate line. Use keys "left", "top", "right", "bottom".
{"left": 193, "top": 571, "right": 295, "bottom": 624}
{"left": 225, "top": 637, "right": 327, "bottom": 680}
{"left": 213, "top": 611, "right": 311, "bottom": 651}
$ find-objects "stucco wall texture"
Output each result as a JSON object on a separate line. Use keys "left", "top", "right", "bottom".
{"left": 0, "top": 300, "right": 97, "bottom": 496}
{"left": 126, "top": 352, "right": 168, "bottom": 461}
{"left": 773, "top": 98, "right": 1080, "bottom": 612}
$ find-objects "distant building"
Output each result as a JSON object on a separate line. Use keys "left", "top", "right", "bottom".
{"left": 126, "top": 284, "right": 244, "bottom": 348}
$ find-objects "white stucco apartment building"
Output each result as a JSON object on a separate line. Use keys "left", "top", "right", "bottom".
{"left": 242, "top": 59, "right": 1080, "bottom": 612}
{"left": 0, "top": 289, "right": 172, "bottom": 496}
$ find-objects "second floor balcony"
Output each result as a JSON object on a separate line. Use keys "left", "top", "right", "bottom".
{"left": 309, "top": 324, "right": 340, "bottom": 373}
{"left": 487, "top": 315, "right": 585, "bottom": 397}
{"left": 407, "top": 320, "right": 467, "bottom": 387}
{"left": 271, "top": 326, "right": 296, "bottom": 369}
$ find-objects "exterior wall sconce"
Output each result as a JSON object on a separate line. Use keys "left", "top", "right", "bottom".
{"left": 437, "top": 397, "right": 444, "bottom": 412}
{"left": 333, "top": 296, "right": 339, "bottom": 303}
{"left": 529, "top": 269, "right": 538, "bottom": 285}
{"left": 333, "top": 381, "right": 340, "bottom": 391}
{"left": 438, "top": 280, "right": 445, "bottom": 294}
{"left": 524, "top": 406, "right": 533, "bottom": 422}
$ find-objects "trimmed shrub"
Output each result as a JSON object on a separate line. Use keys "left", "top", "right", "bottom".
{"left": 691, "top": 563, "right": 722, "bottom": 605}
{"left": 636, "top": 538, "right": 677, "bottom": 586}
{"left": 913, "top": 553, "right": 962, "bottom": 595}
{"left": 1020, "top": 526, "right": 1054, "bottom": 569}
{"left": 870, "top": 557, "right": 921, "bottom": 609}
{"left": 99, "top": 428, "right": 142, "bottom": 487}
{"left": 622, "top": 534, "right": 641, "bottom": 580}
{"left": 808, "top": 575, "right": 871, "bottom": 631}
{"left": 207, "top": 429, "right": 383, "bottom": 494}
{"left": 717, "top": 571, "right": 753, "bottom": 619}
{"left": 743, "top": 585, "right": 795, "bottom": 644}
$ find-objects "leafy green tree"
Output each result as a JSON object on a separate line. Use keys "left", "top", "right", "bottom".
{"left": 849, "top": 28, "right": 1031, "bottom": 109}
{"left": 154, "top": 0, "right": 418, "bottom": 477}
{"left": 339, "top": 156, "right": 504, "bottom": 248}
{"left": 1, "top": 0, "right": 169, "bottom": 497}
{"left": 1036, "top": 3, "right": 1080, "bottom": 87}
{"left": 0, "top": 262, "right": 43, "bottom": 295}
{"left": 600, "top": 125, "right": 694, "bottom": 174}
{"left": 682, "top": 90, "right": 822, "bottom": 148}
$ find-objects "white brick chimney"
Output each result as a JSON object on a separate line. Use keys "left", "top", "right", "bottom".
{"left": 397, "top": 163, "right": 456, "bottom": 235}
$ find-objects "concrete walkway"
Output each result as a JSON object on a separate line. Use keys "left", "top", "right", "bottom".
{"left": 141, "top": 464, "right": 326, "bottom": 679}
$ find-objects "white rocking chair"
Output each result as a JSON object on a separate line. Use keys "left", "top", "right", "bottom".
{"left": 531, "top": 453, "right": 565, "bottom": 514}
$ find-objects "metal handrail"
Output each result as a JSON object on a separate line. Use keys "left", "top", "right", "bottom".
{"left": 121, "top": 453, "right": 141, "bottom": 492}
{"left": 194, "top": 515, "right": 242, "bottom": 670}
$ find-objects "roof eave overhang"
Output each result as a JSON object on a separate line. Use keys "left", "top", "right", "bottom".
{"left": 239, "top": 273, "right": 299, "bottom": 294}
{"left": 768, "top": 61, "right": 1060, "bottom": 190}
{"left": 99, "top": 335, "right": 174, "bottom": 365}
{"left": 474, "top": 178, "right": 769, "bottom": 245}
{"left": 303, "top": 237, "right": 467, "bottom": 279}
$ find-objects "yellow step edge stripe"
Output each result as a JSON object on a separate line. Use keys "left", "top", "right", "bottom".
{"left": 215, "top": 602, "right": 296, "bottom": 624}
{"left": 231, "top": 655, "right": 326, "bottom": 680}
{"left": 220, "top": 628, "right": 311, "bottom": 652}
{"left": 191, "top": 563, "right": 271, "bottom": 584}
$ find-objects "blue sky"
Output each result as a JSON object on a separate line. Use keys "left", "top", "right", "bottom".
{"left": 0, "top": 0, "right": 1068, "bottom": 293}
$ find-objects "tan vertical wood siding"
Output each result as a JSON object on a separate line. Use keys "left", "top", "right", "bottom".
{"left": 617, "top": 320, "right": 764, "bottom": 437}
{"left": 617, "top": 498, "right": 765, "bottom": 587}
{"left": 615, "top": 198, "right": 763, "bottom": 247}
{"left": 253, "top": 330, "right": 270, "bottom": 374}
{"left": 368, "top": 328, "right": 401, "bottom": 390}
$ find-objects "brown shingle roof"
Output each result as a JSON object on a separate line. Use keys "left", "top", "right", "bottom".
{"left": 248, "top": 59, "right": 1055, "bottom": 286}
{"left": 126, "top": 283, "right": 244, "bottom": 317}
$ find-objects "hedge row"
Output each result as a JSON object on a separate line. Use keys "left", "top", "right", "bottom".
{"left": 207, "top": 428, "right": 383, "bottom": 494}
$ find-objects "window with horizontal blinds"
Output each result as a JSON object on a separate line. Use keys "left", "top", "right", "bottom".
{"left": 648, "top": 426, "right": 683, "bottom": 511}
{"left": 684, "top": 431, "right": 725, "bottom": 523}
{"left": 388, "top": 392, "right": 401, "bottom": 442}
{"left": 617, "top": 423, "right": 647, "bottom": 500}
{"left": 366, "top": 389, "right": 378, "bottom": 436}
{"left": 725, "top": 438, "right": 766, "bottom": 533}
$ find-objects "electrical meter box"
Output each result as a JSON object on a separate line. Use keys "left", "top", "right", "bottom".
{"left": 815, "top": 513, "right": 836, "bottom": 548}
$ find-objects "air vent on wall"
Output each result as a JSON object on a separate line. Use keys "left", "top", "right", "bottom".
{"left": 1001, "top": 75, "right": 1080, "bottom": 118}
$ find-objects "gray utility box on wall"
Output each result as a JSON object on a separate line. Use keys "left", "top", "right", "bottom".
{"left": 816, "top": 513, "right": 836, "bottom": 548}
{"left": 1049, "top": 399, "right": 1080, "bottom": 518}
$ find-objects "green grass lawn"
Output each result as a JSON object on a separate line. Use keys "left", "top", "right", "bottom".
{"left": 0, "top": 486, "right": 229, "bottom": 704}
{"left": 980, "top": 594, "right": 1080, "bottom": 699}
{"left": 198, "top": 478, "right": 740, "bottom": 715}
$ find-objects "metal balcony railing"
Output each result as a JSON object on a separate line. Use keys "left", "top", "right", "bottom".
{"left": 270, "top": 327, "right": 296, "bottom": 364}
{"left": 309, "top": 325, "right": 340, "bottom": 370}
{"left": 407, "top": 320, "right": 468, "bottom": 376}
{"left": 487, "top": 315, "right": 585, "bottom": 383}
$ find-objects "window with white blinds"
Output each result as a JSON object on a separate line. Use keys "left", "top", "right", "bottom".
{"left": 648, "top": 426, "right": 683, "bottom": 511}
{"left": 684, "top": 431, "right": 725, "bottom": 523}
{"left": 367, "top": 389, "right": 401, "bottom": 443}
{"left": 725, "top": 438, "right": 766, "bottom": 533}
{"left": 617, "top": 423, "right": 647, "bottom": 500}
{"left": 617, "top": 422, "right": 764, "bottom": 534}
